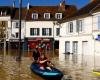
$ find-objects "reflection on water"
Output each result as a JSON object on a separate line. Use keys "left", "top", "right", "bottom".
{"left": 0, "top": 49, "right": 100, "bottom": 80}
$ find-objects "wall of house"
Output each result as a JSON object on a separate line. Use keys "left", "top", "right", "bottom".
{"left": 92, "top": 12, "right": 100, "bottom": 68}
{"left": 26, "top": 21, "right": 53, "bottom": 38}
{"left": 11, "top": 20, "right": 25, "bottom": 40}
{"left": 0, "top": 16, "right": 11, "bottom": 41}
{"left": 25, "top": 21, "right": 60, "bottom": 39}
{"left": 59, "top": 16, "right": 94, "bottom": 61}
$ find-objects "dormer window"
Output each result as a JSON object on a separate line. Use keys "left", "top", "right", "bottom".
{"left": 32, "top": 13, "right": 38, "bottom": 19}
{"left": 44, "top": 13, "right": 50, "bottom": 19}
{"left": 0, "top": 11, "right": 7, "bottom": 16}
{"left": 55, "top": 13, "right": 62, "bottom": 19}
{"left": 1, "top": 11, "right": 2, "bottom": 16}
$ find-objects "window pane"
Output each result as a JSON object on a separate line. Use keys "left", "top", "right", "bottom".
{"left": 42, "top": 28, "right": 52, "bottom": 36}
{"left": 32, "top": 13, "right": 38, "bottom": 19}
{"left": 68, "top": 22, "right": 73, "bottom": 33}
{"left": 44, "top": 13, "right": 50, "bottom": 19}
{"left": 30, "top": 28, "right": 39, "bottom": 36}
{"left": 77, "top": 20, "right": 83, "bottom": 32}
{"left": 56, "top": 28, "right": 60, "bottom": 36}
{"left": 55, "top": 13, "right": 62, "bottom": 19}
{"left": 65, "top": 41, "right": 70, "bottom": 53}
{"left": 73, "top": 41, "right": 78, "bottom": 53}
{"left": 16, "top": 32, "right": 18, "bottom": 38}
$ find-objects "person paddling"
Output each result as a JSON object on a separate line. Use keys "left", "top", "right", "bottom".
{"left": 32, "top": 47, "right": 40, "bottom": 63}
{"left": 39, "top": 54, "right": 53, "bottom": 70}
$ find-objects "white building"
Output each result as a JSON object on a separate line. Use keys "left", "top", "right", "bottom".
{"left": 24, "top": 1, "right": 77, "bottom": 50}
{"left": 0, "top": 6, "right": 12, "bottom": 48}
{"left": 0, "top": 1, "right": 77, "bottom": 50}
{"left": 59, "top": 0, "right": 100, "bottom": 68}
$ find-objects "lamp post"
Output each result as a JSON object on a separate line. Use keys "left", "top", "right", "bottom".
{"left": 16, "top": 0, "right": 22, "bottom": 61}
{"left": 53, "top": 22, "right": 55, "bottom": 57}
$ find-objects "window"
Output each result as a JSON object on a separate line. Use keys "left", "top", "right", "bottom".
{"left": 72, "top": 41, "right": 78, "bottom": 53}
{"left": 98, "top": 16, "right": 100, "bottom": 30}
{"left": 56, "top": 28, "right": 60, "bottom": 36}
{"left": 14, "top": 22, "right": 24, "bottom": 28}
{"left": 76, "top": 20, "right": 83, "bottom": 32}
{"left": 44, "top": 13, "right": 50, "bottom": 19}
{"left": 30, "top": 28, "right": 40, "bottom": 36}
{"left": 42, "top": 28, "right": 52, "bottom": 36}
{"left": 15, "top": 32, "right": 19, "bottom": 38}
{"left": 13, "top": 22, "right": 19, "bottom": 28}
{"left": 82, "top": 41, "right": 88, "bottom": 55}
{"left": 32, "top": 13, "right": 38, "bottom": 19}
{"left": 55, "top": 13, "right": 62, "bottom": 19}
{"left": 65, "top": 41, "right": 70, "bottom": 53}
{"left": 68, "top": 22, "right": 73, "bottom": 33}
{"left": 0, "top": 11, "right": 7, "bottom": 16}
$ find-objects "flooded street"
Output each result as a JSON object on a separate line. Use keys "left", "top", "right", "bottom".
{"left": 0, "top": 49, "right": 100, "bottom": 80}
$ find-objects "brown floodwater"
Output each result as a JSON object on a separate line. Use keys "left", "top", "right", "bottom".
{"left": 0, "top": 49, "right": 100, "bottom": 80}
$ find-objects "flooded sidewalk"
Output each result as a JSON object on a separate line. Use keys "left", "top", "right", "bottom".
{"left": 0, "top": 49, "right": 100, "bottom": 80}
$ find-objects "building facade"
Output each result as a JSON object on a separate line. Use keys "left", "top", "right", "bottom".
{"left": 0, "top": 1, "right": 77, "bottom": 51}
{"left": 0, "top": 6, "right": 12, "bottom": 49}
{"left": 59, "top": 0, "right": 100, "bottom": 68}
{"left": 23, "top": 1, "right": 77, "bottom": 50}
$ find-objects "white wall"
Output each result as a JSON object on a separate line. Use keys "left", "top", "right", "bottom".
{"left": 11, "top": 20, "right": 25, "bottom": 39}
{"left": 59, "top": 16, "right": 95, "bottom": 60}
{"left": 25, "top": 21, "right": 60, "bottom": 40}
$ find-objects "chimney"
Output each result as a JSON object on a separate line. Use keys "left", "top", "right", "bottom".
{"left": 59, "top": 0, "right": 66, "bottom": 11}
{"left": 27, "top": 0, "right": 30, "bottom": 10}
{"left": 13, "top": 0, "right": 15, "bottom": 8}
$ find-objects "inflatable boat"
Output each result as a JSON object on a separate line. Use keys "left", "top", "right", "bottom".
{"left": 30, "top": 62, "right": 63, "bottom": 80}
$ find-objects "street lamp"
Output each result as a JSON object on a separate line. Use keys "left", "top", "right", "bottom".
{"left": 16, "top": 0, "right": 22, "bottom": 61}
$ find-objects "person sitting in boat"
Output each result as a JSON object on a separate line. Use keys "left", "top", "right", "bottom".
{"left": 32, "top": 47, "right": 40, "bottom": 63}
{"left": 39, "top": 54, "right": 53, "bottom": 71}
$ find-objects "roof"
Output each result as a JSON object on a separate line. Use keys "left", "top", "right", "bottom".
{"left": 12, "top": 8, "right": 27, "bottom": 20}
{"left": 11, "top": 4, "right": 77, "bottom": 21}
{"left": 0, "top": 6, "right": 12, "bottom": 16}
{"left": 24, "top": 5, "right": 77, "bottom": 21}
{"left": 0, "top": 3, "right": 77, "bottom": 21}
{"left": 0, "top": 6, "right": 18, "bottom": 18}
{"left": 62, "top": 0, "right": 100, "bottom": 22}
{"left": 90, "top": 4, "right": 100, "bottom": 13}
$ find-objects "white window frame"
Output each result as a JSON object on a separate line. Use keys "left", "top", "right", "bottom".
{"left": 44, "top": 13, "right": 50, "bottom": 19}
{"left": 55, "top": 13, "right": 62, "bottom": 19}
{"left": 98, "top": 16, "right": 100, "bottom": 30}
{"left": 32, "top": 13, "right": 38, "bottom": 19}
{"left": 77, "top": 20, "right": 83, "bottom": 32}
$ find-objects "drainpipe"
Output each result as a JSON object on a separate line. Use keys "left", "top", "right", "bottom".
{"left": 90, "top": 13, "right": 96, "bottom": 70}
{"left": 53, "top": 21, "right": 55, "bottom": 57}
